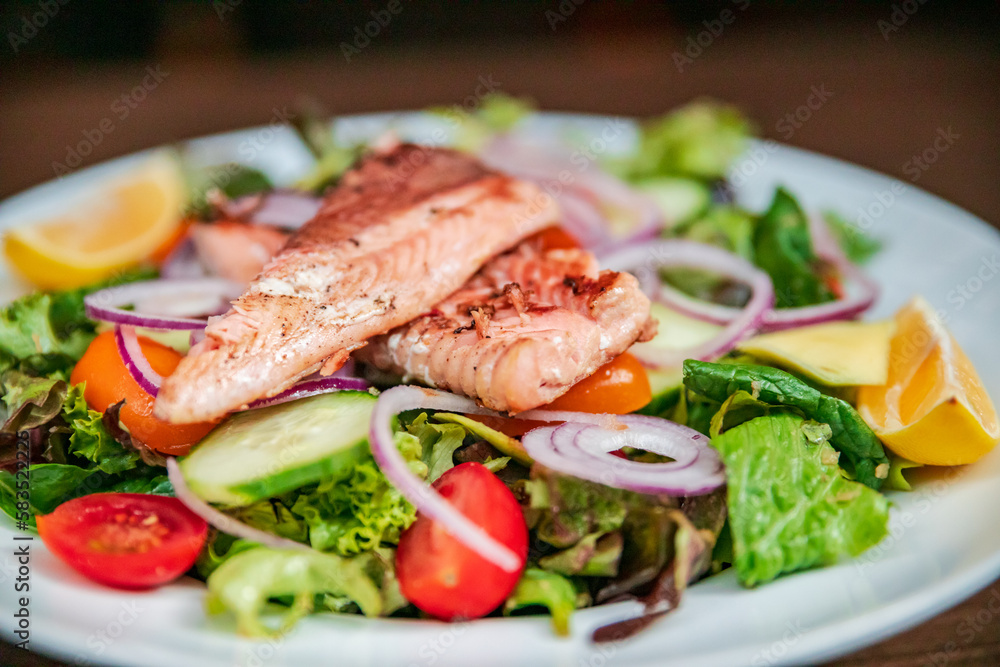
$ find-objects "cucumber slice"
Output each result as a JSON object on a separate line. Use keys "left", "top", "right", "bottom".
{"left": 635, "top": 176, "right": 711, "bottom": 227}
{"left": 179, "top": 391, "right": 376, "bottom": 506}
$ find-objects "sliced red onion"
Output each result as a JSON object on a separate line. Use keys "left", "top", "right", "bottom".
{"left": 601, "top": 240, "right": 774, "bottom": 368}
{"left": 245, "top": 377, "right": 371, "bottom": 410}
{"left": 479, "top": 135, "right": 663, "bottom": 251}
{"left": 642, "top": 218, "right": 878, "bottom": 331}
{"left": 522, "top": 415, "right": 725, "bottom": 496}
{"left": 167, "top": 458, "right": 311, "bottom": 552}
{"left": 85, "top": 278, "right": 244, "bottom": 331}
{"left": 760, "top": 257, "right": 878, "bottom": 331}
{"left": 115, "top": 325, "right": 163, "bottom": 396}
{"left": 369, "top": 386, "right": 525, "bottom": 573}
{"left": 215, "top": 190, "right": 322, "bottom": 229}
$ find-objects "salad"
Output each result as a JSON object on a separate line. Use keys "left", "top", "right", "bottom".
{"left": 1, "top": 97, "right": 998, "bottom": 642}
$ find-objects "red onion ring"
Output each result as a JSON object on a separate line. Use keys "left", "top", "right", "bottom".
{"left": 160, "top": 237, "right": 208, "bottom": 280}
{"left": 215, "top": 190, "right": 322, "bottom": 229}
{"left": 166, "top": 458, "right": 311, "bottom": 552}
{"left": 521, "top": 415, "right": 725, "bottom": 496}
{"left": 85, "top": 278, "right": 244, "bottom": 331}
{"left": 479, "top": 135, "right": 663, "bottom": 251}
{"left": 244, "top": 377, "right": 371, "bottom": 410}
{"left": 114, "top": 325, "right": 163, "bottom": 396}
{"left": 641, "top": 221, "right": 878, "bottom": 332}
{"left": 601, "top": 240, "right": 774, "bottom": 368}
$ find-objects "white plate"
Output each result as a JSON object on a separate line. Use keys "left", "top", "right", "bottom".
{"left": 2, "top": 113, "right": 999, "bottom": 667}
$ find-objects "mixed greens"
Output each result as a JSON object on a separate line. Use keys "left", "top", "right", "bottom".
{"left": 0, "top": 96, "right": 935, "bottom": 640}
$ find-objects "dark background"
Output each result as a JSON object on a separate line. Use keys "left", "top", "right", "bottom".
{"left": 2, "top": 1, "right": 999, "bottom": 665}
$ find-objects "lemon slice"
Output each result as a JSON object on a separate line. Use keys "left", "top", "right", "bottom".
{"left": 3, "top": 152, "right": 185, "bottom": 289}
{"left": 857, "top": 296, "right": 1000, "bottom": 466}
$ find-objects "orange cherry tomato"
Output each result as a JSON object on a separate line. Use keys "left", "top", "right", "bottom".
{"left": 468, "top": 352, "right": 652, "bottom": 438}
{"left": 530, "top": 226, "right": 581, "bottom": 251}
{"left": 545, "top": 352, "right": 652, "bottom": 414}
{"left": 70, "top": 331, "right": 216, "bottom": 455}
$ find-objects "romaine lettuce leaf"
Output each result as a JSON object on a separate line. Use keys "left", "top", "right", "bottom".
{"left": 205, "top": 547, "right": 384, "bottom": 636}
{"left": 504, "top": 568, "right": 580, "bottom": 636}
{"left": 711, "top": 412, "right": 889, "bottom": 587}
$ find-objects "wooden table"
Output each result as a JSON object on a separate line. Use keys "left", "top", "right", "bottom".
{"left": 2, "top": 19, "right": 998, "bottom": 667}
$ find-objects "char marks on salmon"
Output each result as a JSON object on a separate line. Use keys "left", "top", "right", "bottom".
{"left": 357, "top": 240, "right": 656, "bottom": 413}
{"left": 155, "top": 144, "right": 559, "bottom": 423}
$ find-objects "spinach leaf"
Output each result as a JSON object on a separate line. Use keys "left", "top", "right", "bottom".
{"left": 753, "top": 188, "right": 835, "bottom": 308}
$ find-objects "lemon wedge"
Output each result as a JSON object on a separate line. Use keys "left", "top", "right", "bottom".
{"left": 857, "top": 296, "right": 1000, "bottom": 466}
{"left": 3, "top": 152, "right": 185, "bottom": 289}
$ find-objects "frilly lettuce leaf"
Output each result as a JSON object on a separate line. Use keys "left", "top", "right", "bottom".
{"left": 616, "top": 101, "right": 752, "bottom": 181}
{"left": 711, "top": 412, "right": 889, "bottom": 587}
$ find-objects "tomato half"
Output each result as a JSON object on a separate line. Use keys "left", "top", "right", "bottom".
{"left": 395, "top": 462, "right": 528, "bottom": 620}
{"left": 471, "top": 352, "right": 652, "bottom": 438}
{"left": 36, "top": 493, "right": 208, "bottom": 590}
{"left": 70, "top": 331, "right": 216, "bottom": 456}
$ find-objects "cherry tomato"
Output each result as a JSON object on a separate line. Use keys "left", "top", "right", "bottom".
{"left": 395, "top": 462, "right": 528, "bottom": 620}
{"left": 36, "top": 493, "right": 208, "bottom": 590}
{"left": 70, "top": 331, "right": 216, "bottom": 456}
{"left": 530, "top": 225, "right": 581, "bottom": 251}
{"left": 470, "top": 352, "right": 652, "bottom": 438}
{"left": 545, "top": 352, "right": 651, "bottom": 413}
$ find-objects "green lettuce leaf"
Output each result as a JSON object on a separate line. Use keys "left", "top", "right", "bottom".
{"left": 822, "top": 210, "right": 882, "bottom": 265}
{"left": 617, "top": 101, "right": 752, "bottom": 181}
{"left": 61, "top": 385, "right": 141, "bottom": 475}
{"left": 711, "top": 412, "right": 890, "bottom": 587}
{"left": 205, "top": 547, "right": 384, "bottom": 636}
{"left": 504, "top": 568, "right": 580, "bottom": 636}
{"left": 432, "top": 93, "right": 534, "bottom": 152}
{"left": 753, "top": 188, "right": 835, "bottom": 308}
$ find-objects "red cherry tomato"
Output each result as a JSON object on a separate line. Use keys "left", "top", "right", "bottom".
{"left": 395, "top": 463, "right": 528, "bottom": 620}
{"left": 530, "top": 225, "right": 581, "bottom": 251}
{"left": 36, "top": 493, "right": 208, "bottom": 590}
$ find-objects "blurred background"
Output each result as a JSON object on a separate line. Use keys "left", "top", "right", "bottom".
{"left": 1, "top": 1, "right": 999, "bottom": 665}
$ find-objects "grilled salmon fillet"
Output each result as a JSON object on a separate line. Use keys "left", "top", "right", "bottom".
{"left": 357, "top": 240, "right": 656, "bottom": 413}
{"left": 155, "top": 144, "right": 558, "bottom": 423}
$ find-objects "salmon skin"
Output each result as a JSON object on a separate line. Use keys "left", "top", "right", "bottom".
{"left": 357, "top": 240, "right": 656, "bottom": 413}
{"left": 155, "top": 144, "right": 559, "bottom": 423}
